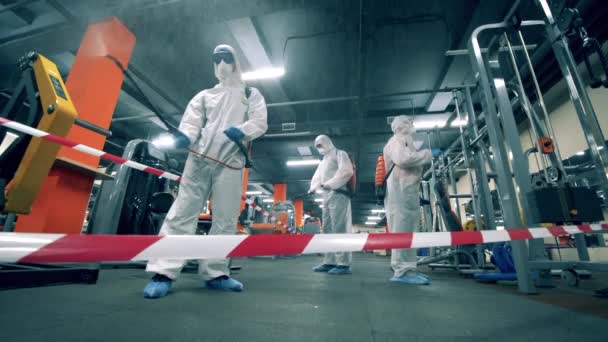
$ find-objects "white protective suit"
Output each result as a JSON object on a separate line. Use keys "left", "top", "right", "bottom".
{"left": 146, "top": 44, "right": 268, "bottom": 280}
{"left": 309, "top": 135, "right": 354, "bottom": 266}
{"left": 383, "top": 116, "right": 431, "bottom": 277}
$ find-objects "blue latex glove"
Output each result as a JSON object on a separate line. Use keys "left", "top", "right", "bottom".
{"left": 432, "top": 148, "right": 441, "bottom": 157}
{"left": 173, "top": 130, "right": 191, "bottom": 149}
{"left": 224, "top": 127, "right": 245, "bottom": 141}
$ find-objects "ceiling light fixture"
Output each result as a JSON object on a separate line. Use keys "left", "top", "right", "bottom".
{"left": 242, "top": 67, "right": 285, "bottom": 81}
{"left": 314, "top": 198, "right": 323, "bottom": 202}
{"left": 367, "top": 216, "right": 381, "bottom": 221}
{"left": 365, "top": 221, "right": 376, "bottom": 225}
{"left": 371, "top": 209, "right": 385, "bottom": 213}
{"left": 246, "top": 191, "right": 263, "bottom": 195}
{"left": 286, "top": 159, "right": 321, "bottom": 167}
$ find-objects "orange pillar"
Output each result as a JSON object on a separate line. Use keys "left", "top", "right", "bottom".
{"left": 274, "top": 183, "right": 287, "bottom": 203}
{"left": 16, "top": 17, "right": 135, "bottom": 233}
{"left": 294, "top": 199, "right": 303, "bottom": 227}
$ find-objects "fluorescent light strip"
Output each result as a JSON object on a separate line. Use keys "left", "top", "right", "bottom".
{"left": 371, "top": 209, "right": 385, "bottom": 213}
{"left": 451, "top": 119, "right": 468, "bottom": 127}
{"left": 246, "top": 191, "right": 263, "bottom": 195}
{"left": 286, "top": 159, "right": 320, "bottom": 166}
{"left": 365, "top": 221, "right": 376, "bottom": 225}
{"left": 314, "top": 198, "right": 323, "bottom": 202}
{"left": 262, "top": 198, "right": 274, "bottom": 203}
{"left": 242, "top": 67, "right": 285, "bottom": 81}
{"left": 367, "top": 216, "right": 381, "bottom": 221}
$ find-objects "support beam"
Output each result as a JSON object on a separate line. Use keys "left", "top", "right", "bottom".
{"left": 425, "top": 0, "right": 514, "bottom": 112}
{"left": 0, "top": 0, "right": 36, "bottom": 24}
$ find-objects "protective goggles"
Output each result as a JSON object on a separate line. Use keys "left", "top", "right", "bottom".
{"left": 212, "top": 52, "right": 235, "bottom": 64}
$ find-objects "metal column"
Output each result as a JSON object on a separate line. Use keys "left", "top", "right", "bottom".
{"left": 447, "top": 156, "right": 462, "bottom": 222}
{"left": 469, "top": 21, "right": 540, "bottom": 294}
{"left": 537, "top": 0, "right": 608, "bottom": 200}
{"left": 455, "top": 92, "right": 485, "bottom": 266}
{"left": 464, "top": 87, "right": 497, "bottom": 232}
{"left": 421, "top": 181, "right": 433, "bottom": 233}
{"left": 2, "top": 213, "right": 16, "bottom": 232}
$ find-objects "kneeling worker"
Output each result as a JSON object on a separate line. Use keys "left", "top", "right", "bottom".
{"left": 308, "top": 135, "right": 354, "bottom": 275}
{"left": 143, "top": 44, "right": 268, "bottom": 298}
{"left": 383, "top": 116, "right": 431, "bottom": 285}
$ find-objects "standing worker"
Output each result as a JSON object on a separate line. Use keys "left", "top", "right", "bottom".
{"left": 143, "top": 44, "right": 268, "bottom": 298}
{"left": 308, "top": 135, "right": 354, "bottom": 275}
{"left": 383, "top": 115, "right": 432, "bottom": 285}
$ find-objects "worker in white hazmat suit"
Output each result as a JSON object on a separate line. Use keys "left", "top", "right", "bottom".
{"left": 383, "top": 115, "right": 432, "bottom": 285}
{"left": 144, "top": 44, "right": 268, "bottom": 298}
{"left": 308, "top": 135, "right": 354, "bottom": 275}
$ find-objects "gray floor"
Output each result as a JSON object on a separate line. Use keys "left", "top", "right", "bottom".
{"left": 0, "top": 254, "right": 607, "bottom": 342}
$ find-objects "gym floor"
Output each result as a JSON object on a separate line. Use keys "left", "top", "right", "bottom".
{"left": 1, "top": 254, "right": 606, "bottom": 342}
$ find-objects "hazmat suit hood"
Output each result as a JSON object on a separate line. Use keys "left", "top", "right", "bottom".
{"left": 391, "top": 115, "right": 415, "bottom": 136}
{"left": 213, "top": 44, "right": 244, "bottom": 87}
{"left": 314, "top": 135, "right": 336, "bottom": 156}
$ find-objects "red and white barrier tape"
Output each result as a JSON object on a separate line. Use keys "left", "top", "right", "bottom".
{"left": 0, "top": 117, "right": 292, "bottom": 230}
{"left": 0, "top": 117, "right": 181, "bottom": 182}
{"left": 5, "top": 119, "right": 605, "bottom": 263}
{"left": 0, "top": 224, "right": 606, "bottom": 263}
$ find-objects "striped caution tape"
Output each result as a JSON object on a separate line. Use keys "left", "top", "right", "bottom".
{"left": 0, "top": 224, "right": 606, "bottom": 263}
{"left": 3, "top": 118, "right": 606, "bottom": 262}
{"left": 0, "top": 117, "right": 181, "bottom": 182}
{"left": 0, "top": 117, "right": 292, "bottom": 231}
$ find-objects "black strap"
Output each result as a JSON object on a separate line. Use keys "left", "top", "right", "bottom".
{"left": 383, "top": 164, "right": 396, "bottom": 186}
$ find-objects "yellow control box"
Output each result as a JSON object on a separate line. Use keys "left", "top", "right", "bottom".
{"left": 5, "top": 54, "right": 77, "bottom": 214}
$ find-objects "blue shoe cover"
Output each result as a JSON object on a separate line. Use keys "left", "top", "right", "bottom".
{"left": 313, "top": 264, "right": 337, "bottom": 272}
{"left": 206, "top": 276, "right": 243, "bottom": 292}
{"left": 416, "top": 272, "right": 430, "bottom": 281}
{"left": 390, "top": 274, "right": 431, "bottom": 285}
{"left": 143, "top": 279, "right": 172, "bottom": 298}
{"left": 328, "top": 265, "right": 352, "bottom": 275}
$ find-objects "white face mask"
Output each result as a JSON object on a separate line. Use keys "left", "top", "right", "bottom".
{"left": 217, "top": 61, "right": 233, "bottom": 80}
{"left": 317, "top": 146, "right": 327, "bottom": 155}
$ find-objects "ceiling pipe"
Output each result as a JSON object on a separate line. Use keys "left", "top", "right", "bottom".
{"left": 0, "top": 0, "right": 38, "bottom": 15}
{"left": 265, "top": 85, "right": 475, "bottom": 108}
{"left": 445, "top": 44, "right": 537, "bottom": 56}
{"left": 266, "top": 96, "right": 358, "bottom": 108}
